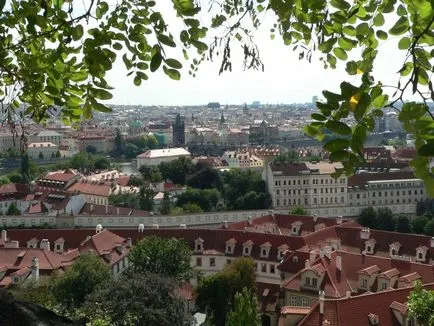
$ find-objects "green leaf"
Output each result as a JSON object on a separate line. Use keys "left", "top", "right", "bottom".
{"left": 398, "top": 37, "right": 411, "bottom": 50}
{"left": 354, "top": 93, "right": 371, "bottom": 121}
{"left": 376, "top": 30, "right": 388, "bottom": 40}
{"left": 324, "top": 139, "right": 350, "bottom": 152}
{"left": 372, "top": 94, "right": 388, "bottom": 109}
{"left": 340, "top": 82, "right": 359, "bottom": 99}
{"left": 329, "top": 150, "right": 349, "bottom": 161}
{"left": 113, "top": 43, "right": 123, "bottom": 50}
{"left": 333, "top": 47, "right": 348, "bottom": 60}
{"left": 322, "top": 90, "right": 343, "bottom": 103}
{"left": 164, "top": 67, "right": 181, "bottom": 80}
{"left": 211, "top": 15, "right": 226, "bottom": 28}
{"left": 150, "top": 51, "right": 163, "bottom": 72}
{"left": 418, "top": 142, "right": 434, "bottom": 156}
{"left": 0, "top": 0, "right": 6, "bottom": 11}
{"left": 346, "top": 61, "right": 358, "bottom": 75}
{"left": 398, "top": 62, "right": 413, "bottom": 76}
{"left": 311, "top": 113, "right": 327, "bottom": 121}
{"left": 72, "top": 25, "right": 84, "bottom": 41}
{"left": 389, "top": 17, "right": 409, "bottom": 35}
{"left": 373, "top": 13, "right": 385, "bottom": 26}
{"left": 122, "top": 54, "right": 133, "bottom": 70}
{"left": 165, "top": 58, "right": 183, "bottom": 69}
{"left": 91, "top": 88, "right": 113, "bottom": 100}
{"left": 325, "top": 120, "right": 352, "bottom": 135}
{"left": 157, "top": 34, "right": 176, "bottom": 47}
{"left": 134, "top": 75, "right": 142, "bottom": 86}
{"left": 54, "top": 0, "right": 64, "bottom": 8}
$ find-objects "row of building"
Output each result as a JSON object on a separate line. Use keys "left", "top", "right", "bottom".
{"left": 1, "top": 212, "right": 433, "bottom": 325}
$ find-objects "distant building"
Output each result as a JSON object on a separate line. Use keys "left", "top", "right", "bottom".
{"left": 252, "top": 101, "right": 261, "bottom": 109}
{"left": 207, "top": 102, "right": 221, "bottom": 109}
{"left": 172, "top": 114, "right": 185, "bottom": 147}
{"left": 27, "top": 142, "right": 58, "bottom": 160}
{"left": 136, "top": 148, "right": 191, "bottom": 168}
{"left": 31, "top": 130, "right": 63, "bottom": 145}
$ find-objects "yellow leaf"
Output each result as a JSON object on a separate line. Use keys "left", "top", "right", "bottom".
{"left": 357, "top": 68, "right": 363, "bottom": 74}
{"left": 349, "top": 94, "right": 361, "bottom": 111}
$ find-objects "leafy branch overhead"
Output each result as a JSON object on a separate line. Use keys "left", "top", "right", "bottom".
{"left": 1, "top": 0, "right": 434, "bottom": 193}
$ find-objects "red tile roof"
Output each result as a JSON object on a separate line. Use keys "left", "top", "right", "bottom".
{"left": 66, "top": 180, "right": 112, "bottom": 197}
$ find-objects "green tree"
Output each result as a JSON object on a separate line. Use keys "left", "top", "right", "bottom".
{"left": 70, "top": 152, "right": 95, "bottom": 172}
{"left": 272, "top": 151, "right": 300, "bottom": 164}
{"left": 290, "top": 206, "right": 308, "bottom": 215}
{"left": 408, "top": 281, "right": 434, "bottom": 326}
{"left": 51, "top": 254, "right": 111, "bottom": 310}
{"left": 395, "top": 214, "right": 412, "bottom": 233}
{"left": 7, "top": 172, "right": 22, "bottom": 183}
{"left": 357, "top": 207, "right": 377, "bottom": 229}
{"left": 423, "top": 219, "right": 434, "bottom": 236}
{"left": 177, "top": 188, "right": 222, "bottom": 212}
{"left": 20, "top": 153, "right": 31, "bottom": 183}
{"left": 196, "top": 257, "right": 256, "bottom": 326}
{"left": 55, "top": 150, "right": 61, "bottom": 158}
{"left": 38, "top": 152, "right": 44, "bottom": 160}
{"left": 376, "top": 207, "right": 396, "bottom": 231}
{"left": 226, "top": 288, "right": 260, "bottom": 326}
{"left": 85, "top": 272, "right": 192, "bottom": 326}
{"left": 128, "top": 236, "right": 193, "bottom": 282}
{"left": 182, "top": 202, "right": 203, "bottom": 213}
{"left": 412, "top": 215, "right": 430, "bottom": 234}
{"left": 114, "top": 128, "right": 123, "bottom": 156}
{"left": 160, "top": 191, "right": 171, "bottom": 215}
{"left": 0, "top": 176, "right": 10, "bottom": 186}
{"left": 94, "top": 157, "right": 111, "bottom": 170}
{"left": 138, "top": 186, "right": 155, "bottom": 211}
{"left": 159, "top": 157, "right": 194, "bottom": 185}
{"left": 127, "top": 175, "right": 143, "bottom": 187}
{"left": 124, "top": 143, "right": 140, "bottom": 159}
{"left": 187, "top": 164, "right": 223, "bottom": 190}
{"left": 6, "top": 202, "right": 21, "bottom": 215}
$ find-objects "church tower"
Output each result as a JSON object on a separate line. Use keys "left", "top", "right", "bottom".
{"left": 172, "top": 114, "right": 185, "bottom": 146}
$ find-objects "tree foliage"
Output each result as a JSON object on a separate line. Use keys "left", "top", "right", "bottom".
{"left": 128, "top": 236, "right": 193, "bottom": 282}
{"left": 290, "top": 206, "right": 309, "bottom": 215}
{"left": 226, "top": 287, "right": 260, "bottom": 326}
{"left": 6, "top": 202, "right": 21, "bottom": 215}
{"left": 196, "top": 257, "right": 256, "bottom": 326}
{"left": 85, "top": 272, "right": 192, "bottom": 326}
{"left": 51, "top": 254, "right": 111, "bottom": 311}
{"left": 408, "top": 281, "right": 434, "bottom": 326}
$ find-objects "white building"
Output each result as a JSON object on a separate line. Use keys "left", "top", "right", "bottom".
{"left": 222, "top": 150, "right": 264, "bottom": 170}
{"left": 264, "top": 162, "right": 426, "bottom": 216}
{"left": 27, "top": 142, "right": 58, "bottom": 160}
{"left": 136, "top": 148, "right": 191, "bottom": 168}
{"left": 31, "top": 130, "right": 63, "bottom": 145}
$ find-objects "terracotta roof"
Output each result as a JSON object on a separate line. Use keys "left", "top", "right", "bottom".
{"left": 378, "top": 268, "right": 400, "bottom": 279}
{"left": 0, "top": 183, "right": 29, "bottom": 195}
{"left": 348, "top": 171, "right": 416, "bottom": 189}
{"left": 42, "top": 172, "right": 77, "bottom": 182}
{"left": 281, "top": 306, "right": 312, "bottom": 315}
{"left": 80, "top": 203, "right": 149, "bottom": 216}
{"left": 66, "top": 181, "right": 112, "bottom": 197}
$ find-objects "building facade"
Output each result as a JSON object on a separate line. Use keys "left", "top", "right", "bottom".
{"left": 136, "top": 148, "right": 191, "bottom": 168}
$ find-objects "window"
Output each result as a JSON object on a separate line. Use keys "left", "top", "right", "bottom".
{"left": 305, "top": 277, "right": 311, "bottom": 286}
{"left": 360, "top": 278, "right": 368, "bottom": 289}
{"left": 290, "top": 295, "right": 298, "bottom": 306}
{"left": 196, "top": 257, "right": 202, "bottom": 267}
{"left": 418, "top": 252, "right": 423, "bottom": 259}
{"left": 261, "top": 263, "right": 267, "bottom": 273}
{"left": 262, "top": 249, "right": 267, "bottom": 256}
{"left": 312, "top": 278, "right": 318, "bottom": 287}
{"left": 210, "top": 257, "right": 216, "bottom": 267}
{"left": 244, "top": 247, "right": 249, "bottom": 255}
{"left": 302, "top": 298, "right": 309, "bottom": 307}
{"left": 270, "top": 264, "right": 275, "bottom": 274}
{"left": 380, "top": 281, "right": 388, "bottom": 290}
{"left": 196, "top": 244, "right": 202, "bottom": 251}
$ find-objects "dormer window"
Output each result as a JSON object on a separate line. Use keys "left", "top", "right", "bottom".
{"left": 360, "top": 278, "right": 368, "bottom": 289}
{"left": 389, "top": 242, "right": 401, "bottom": 257}
{"left": 415, "top": 246, "right": 428, "bottom": 262}
{"left": 225, "top": 238, "right": 237, "bottom": 255}
{"left": 364, "top": 239, "right": 376, "bottom": 255}
{"left": 291, "top": 221, "right": 302, "bottom": 236}
{"left": 278, "top": 244, "right": 289, "bottom": 260}
{"left": 242, "top": 240, "right": 253, "bottom": 256}
{"left": 260, "top": 242, "right": 272, "bottom": 258}
{"left": 13, "top": 276, "right": 19, "bottom": 284}
{"left": 194, "top": 238, "right": 204, "bottom": 253}
{"left": 293, "top": 256, "right": 299, "bottom": 263}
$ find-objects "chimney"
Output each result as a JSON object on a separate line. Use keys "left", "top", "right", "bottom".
{"left": 431, "top": 237, "right": 434, "bottom": 248}
{"left": 247, "top": 216, "right": 252, "bottom": 226}
{"left": 305, "top": 259, "right": 310, "bottom": 269}
{"left": 117, "top": 207, "right": 120, "bottom": 215}
{"left": 337, "top": 216, "right": 343, "bottom": 225}
{"left": 313, "top": 214, "right": 318, "bottom": 222}
{"left": 223, "top": 220, "right": 228, "bottom": 229}
{"left": 336, "top": 255, "right": 342, "bottom": 271}
{"left": 96, "top": 224, "right": 103, "bottom": 234}
{"left": 309, "top": 251, "right": 316, "bottom": 264}
{"left": 152, "top": 224, "right": 159, "bottom": 229}
{"left": 90, "top": 204, "right": 94, "bottom": 213}
{"left": 127, "top": 237, "right": 132, "bottom": 247}
{"left": 319, "top": 291, "right": 325, "bottom": 314}
{"left": 31, "top": 257, "right": 39, "bottom": 282}
{"left": 346, "top": 291, "right": 351, "bottom": 298}
{"left": 5, "top": 240, "right": 19, "bottom": 248}
{"left": 105, "top": 203, "right": 109, "bottom": 214}
{"left": 360, "top": 228, "right": 370, "bottom": 240}
{"left": 1, "top": 229, "right": 7, "bottom": 242}
{"left": 180, "top": 224, "right": 187, "bottom": 229}
{"left": 40, "top": 239, "right": 50, "bottom": 251}
{"left": 138, "top": 224, "right": 144, "bottom": 232}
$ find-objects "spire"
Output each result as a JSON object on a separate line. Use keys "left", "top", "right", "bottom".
{"left": 220, "top": 112, "right": 225, "bottom": 124}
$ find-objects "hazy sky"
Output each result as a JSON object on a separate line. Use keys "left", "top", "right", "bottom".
{"left": 103, "top": 2, "right": 407, "bottom": 106}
